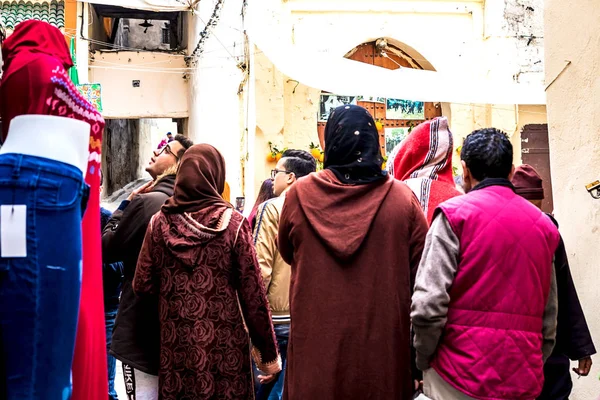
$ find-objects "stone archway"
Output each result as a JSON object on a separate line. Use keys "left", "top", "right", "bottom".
{"left": 317, "top": 38, "right": 442, "bottom": 156}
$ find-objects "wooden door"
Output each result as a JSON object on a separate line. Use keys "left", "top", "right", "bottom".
{"left": 521, "top": 124, "right": 554, "bottom": 214}
{"left": 317, "top": 41, "right": 442, "bottom": 156}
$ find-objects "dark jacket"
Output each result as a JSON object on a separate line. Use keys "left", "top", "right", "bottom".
{"left": 100, "top": 208, "right": 124, "bottom": 310}
{"left": 538, "top": 215, "right": 596, "bottom": 400}
{"left": 102, "top": 175, "right": 175, "bottom": 375}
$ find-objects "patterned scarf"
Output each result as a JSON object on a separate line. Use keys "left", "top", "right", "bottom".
{"left": 392, "top": 117, "right": 461, "bottom": 224}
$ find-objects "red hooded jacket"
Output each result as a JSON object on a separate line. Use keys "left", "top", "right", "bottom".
{"left": 1, "top": 21, "right": 107, "bottom": 400}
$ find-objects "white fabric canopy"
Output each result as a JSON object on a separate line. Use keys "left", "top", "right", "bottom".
{"left": 80, "top": 0, "right": 196, "bottom": 12}
{"left": 246, "top": 4, "right": 546, "bottom": 105}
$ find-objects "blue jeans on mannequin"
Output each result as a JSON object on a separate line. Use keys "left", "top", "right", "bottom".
{"left": 0, "top": 154, "right": 87, "bottom": 400}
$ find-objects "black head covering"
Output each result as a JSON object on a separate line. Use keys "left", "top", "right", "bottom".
{"left": 324, "top": 104, "right": 387, "bottom": 185}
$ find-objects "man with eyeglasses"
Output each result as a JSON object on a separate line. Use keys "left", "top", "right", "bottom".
{"left": 253, "top": 149, "right": 316, "bottom": 400}
{"left": 102, "top": 134, "right": 193, "bottom": 400}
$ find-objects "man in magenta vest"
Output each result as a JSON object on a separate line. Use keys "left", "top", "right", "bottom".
{"left": 411, "top": 128, "right": 560, "bottom": 400}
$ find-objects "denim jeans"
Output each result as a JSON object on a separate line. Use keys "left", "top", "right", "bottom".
{"left": 101, "top": 208, "right": 124, "bottom": 400}
{"left": 255, "top": 323, "right": 289, "bottom": 400}
{"left": 0, "top": 154, "right": 87, "bottom": 400}
{"left": 106, "top": 308, "right": 119, "bottom": 400}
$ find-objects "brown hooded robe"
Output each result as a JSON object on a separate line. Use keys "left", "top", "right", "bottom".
{"left": 278, "top": 170, "right": 428, "bottom": 399}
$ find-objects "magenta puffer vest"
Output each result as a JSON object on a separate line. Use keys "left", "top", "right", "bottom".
{"left": 432, "top": 184, "right": 559, "bottom": 400}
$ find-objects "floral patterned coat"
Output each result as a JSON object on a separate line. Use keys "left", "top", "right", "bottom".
{"left": 134, "top": 206, "right": 281, "bottom": 400}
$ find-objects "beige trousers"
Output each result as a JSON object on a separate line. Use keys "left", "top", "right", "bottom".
{"left": 423, "top": 369, "right": 476, "bottom": 400}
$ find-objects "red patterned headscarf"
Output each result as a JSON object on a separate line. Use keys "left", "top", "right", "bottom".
{"left": 392, "top": 117, "right": 462, "bottom": 224}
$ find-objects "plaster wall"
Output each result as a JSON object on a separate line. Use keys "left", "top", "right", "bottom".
{"left": 285, "top": 0, "right": 544, "bottom": 84}
{"left": 545, "top": 0, "right": 600, "bottom": 397}
{"left": 88, "top": 52, "right": 189, "bottom": 119}
{"left": 186, "top": 0, "right": 249, "bottom": 203}
{"left": 448, "top": 103, "right": 547, "bottom": 168}
{"left": 76, "top": 2, "right": 90, "bottom": 83}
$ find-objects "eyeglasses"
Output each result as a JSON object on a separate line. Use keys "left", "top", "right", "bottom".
{"left": 158, "top": 145, "right": 179, "bottom": 161}
{"left": 271, "top": 168, "right": 293, "bottom": 180}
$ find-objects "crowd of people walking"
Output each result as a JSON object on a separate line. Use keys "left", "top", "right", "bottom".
{"left": 99, "top": 103, "right": 596, "bottom": 400}
{"left": 0, "top": 18, "right": 594, "bottom": 400}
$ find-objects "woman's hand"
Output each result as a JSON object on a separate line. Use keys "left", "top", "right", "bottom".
{"left": 258, "top": 374, "right": 278, "bottom": 385}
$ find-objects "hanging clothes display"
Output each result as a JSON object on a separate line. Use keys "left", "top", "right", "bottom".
{"left": 0, "top": 116, "right": 90, "bottom": 400}
{"left": 0, "top": 21, "right": 107, "bottom": 400}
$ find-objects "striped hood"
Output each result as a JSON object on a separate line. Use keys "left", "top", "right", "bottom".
{"left": 392, "top": 117, "right": 461, "bottom": 224}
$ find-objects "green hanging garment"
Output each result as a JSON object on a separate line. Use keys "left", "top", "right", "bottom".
{"left": 68, "top": 36, "right": 79, "bottom": 85}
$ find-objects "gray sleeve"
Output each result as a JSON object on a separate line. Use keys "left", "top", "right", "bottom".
{"left": 411, "top": 212, "right": 460, "bottom": 371}
{"left": 542, "top": 260, "right": 558, "bottom": 362}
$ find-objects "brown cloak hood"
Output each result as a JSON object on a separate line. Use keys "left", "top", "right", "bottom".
{"left": 159, "top": 207, "right": 234, "bottom": 267}
{"left": 293, "top": 169, "right": 394, "bottom": 262}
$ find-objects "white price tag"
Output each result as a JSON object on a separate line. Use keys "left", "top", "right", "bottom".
{"left": 1, "top": 205, "right": 27, "bottom": 258}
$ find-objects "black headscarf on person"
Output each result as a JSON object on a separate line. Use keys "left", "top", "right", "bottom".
{"left": 324, "top": 104, "right": 387, "bottom": 185}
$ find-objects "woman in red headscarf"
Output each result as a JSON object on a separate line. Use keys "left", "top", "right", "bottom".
{"left": 1, "top": 21, "right": 107, "bottom": 400}
{"left": 392, "top": 117, "right": 462, "bottom": 224}
{"left": 133, "top": 144, "right": 280, "bottom": 400}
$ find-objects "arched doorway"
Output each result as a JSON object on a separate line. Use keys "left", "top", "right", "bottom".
{"left": 317, "top": 39, "right": 442, "bottom": 156}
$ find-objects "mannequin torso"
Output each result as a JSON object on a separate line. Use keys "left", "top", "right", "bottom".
{"left": 0, "top": 115, "right": 90, "bottom": 174}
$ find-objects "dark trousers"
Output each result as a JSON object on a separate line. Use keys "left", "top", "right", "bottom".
{"left": 0, "top": 154, "right": 86, "bottom": 399}
{"left": 255, "top": 323, "right": 289, "bottom": 400}
{"left": 537, "top": 355, "right": 572, "bottom": 400}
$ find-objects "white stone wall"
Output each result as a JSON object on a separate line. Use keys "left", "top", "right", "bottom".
{"left": 89, "top": 52, "right": 189, "bottom": 119}
{"left": 545, "top": 0, "right": 600, "bottom": 398}
{"left": 501, "top": 0, "right": 545, "bottom": 84}
{"left": 186, "top": 0, "right": 252, "bottom": 203}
